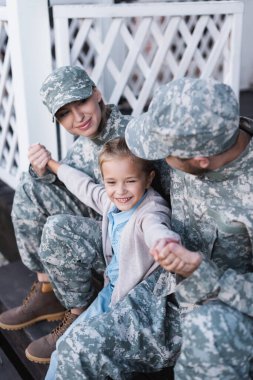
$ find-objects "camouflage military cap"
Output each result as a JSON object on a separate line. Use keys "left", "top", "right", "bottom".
{"left": 40, "top": 66, "right": 95, "bottom": 117}
{"left": 125, "top": 78, "right": 239, "bottom": 159}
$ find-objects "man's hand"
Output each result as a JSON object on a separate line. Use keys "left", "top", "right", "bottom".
{"left": 28, "top": 143, "right": 51, "bottom": 177}
{"left": 150, "top": 241, "right": 202, "bottom": 277}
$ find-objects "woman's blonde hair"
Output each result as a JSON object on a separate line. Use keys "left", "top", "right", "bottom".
{"left": 99, "top": 137, "right": 155, "bottom": 175}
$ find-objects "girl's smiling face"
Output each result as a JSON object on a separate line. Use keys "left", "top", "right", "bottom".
{"left": 55, "top": 89, "right": 102, "bottom": 138}
{"left": 102, "top": 156, "right": 155, "bottom": 211}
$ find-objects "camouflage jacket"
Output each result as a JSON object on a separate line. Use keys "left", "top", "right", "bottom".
{"left": 171, "top": 117, "right": 253, "bottom": 318}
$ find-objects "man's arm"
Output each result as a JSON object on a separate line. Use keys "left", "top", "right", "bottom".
{"left": 151, "top": 240, "right": 253, "bottom": 318}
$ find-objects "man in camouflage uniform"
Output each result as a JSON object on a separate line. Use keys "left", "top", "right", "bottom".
{"left": 125, "top": 77, "right": 253, "bottom": 379}
{"left": 0, "top": 66, "right": 181, "bottom": 372}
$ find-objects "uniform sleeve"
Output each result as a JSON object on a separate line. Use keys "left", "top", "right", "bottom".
{"left": 28, "top": 165, "right": 58, "bottom": 183}
{"left": 175, "top": 222, "right": 253, "bottom": 317}
{"left": 57, "top": 164, "right": 107, "bottom": 215}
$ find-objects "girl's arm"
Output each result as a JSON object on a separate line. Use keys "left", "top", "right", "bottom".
{"left": 47, "top": 158, "right": 60, "bottom": 174}
{"left": 47, "top": 161, "right": 107, "bottom": 215}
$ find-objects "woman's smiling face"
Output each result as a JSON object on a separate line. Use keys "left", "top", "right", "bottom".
{"left": 55, "top": 89, "right": 102, "bottom": 138}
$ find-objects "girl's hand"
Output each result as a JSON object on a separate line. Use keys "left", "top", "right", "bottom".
{"left": 28, "top": 143, "right": 51, "bottom": 177}
{"left": 150, "top": 237, "right": 180, "bottom": 261}
{"left": 150, "top": 240, "right": 202, "bottom": 277}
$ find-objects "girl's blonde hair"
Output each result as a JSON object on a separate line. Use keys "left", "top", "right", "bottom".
{"left": 99, "top": 137, "right": 155, "bottom": 175}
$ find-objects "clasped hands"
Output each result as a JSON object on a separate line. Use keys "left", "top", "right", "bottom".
{"left": 150, "top": 238, "right": 202, "bottom": 278}
{"left": 28, "top": 143, "right": 52, "bottom": 177}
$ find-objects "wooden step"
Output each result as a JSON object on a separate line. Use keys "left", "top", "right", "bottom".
{"left": 0, "top": 347, "right": 23, "bottom": 380}
{"left": 0, "top": 179, "right": 19, "bottom": 262}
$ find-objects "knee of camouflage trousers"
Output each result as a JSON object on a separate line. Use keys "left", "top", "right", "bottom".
{"left": 11, "top": 172, "right": 92, "bottom": 273}
{"left": 39, "top": 214, "right": 105, "bottom": 309}
{"left": 175, "top": 300, "right": 253, "bottom": 380}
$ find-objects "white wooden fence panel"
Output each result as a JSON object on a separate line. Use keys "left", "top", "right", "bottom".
{"left": 0, "top": 12, "right": 18, "bottom": 189}
{"left": 0, "top": 0, "right": 245, "bottom": 188}
{"left": 52, "top": 1, "right": 244, "bottom": 155}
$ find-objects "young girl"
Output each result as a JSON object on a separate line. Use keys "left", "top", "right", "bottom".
{"left": 44, "top": 136, "right": 180, "bottom": 378}
{"left": 0, "top": 66, "right": 131, "bottom": 362}
{"left": 1, "top": 66, "right": 181, "bottom": 373}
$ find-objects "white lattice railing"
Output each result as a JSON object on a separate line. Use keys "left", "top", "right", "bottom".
{"left": 0, "top": 1, "right": 244, "bottom": 188}
{"left": 0, "top": 6, "right": 19, "bottom": 189}
{"left": 53, "top": 1, "right": 244, "bottom": 157}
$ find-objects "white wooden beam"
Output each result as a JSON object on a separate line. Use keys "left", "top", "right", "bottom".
{"left": 7, "top": 0, "right": 57, "bottom": 173}
{"left": 53, "top": 1, "right": 244, "bottom": 19}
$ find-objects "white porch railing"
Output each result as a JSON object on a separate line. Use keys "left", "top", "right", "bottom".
{"left": 52, "top": 1, "right": 244, "bottom": 156}
{"left": 0, "top": 6, "right": 16, "bottom": 188}
{"left": 0, "top": 1, "right": 244, "bottom": 189}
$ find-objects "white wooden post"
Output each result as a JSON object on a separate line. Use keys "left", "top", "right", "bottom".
{"left": 227, "top": 6, "right": 243, "bottom": 97}
{"left": 7, "top": 0, "right": 57, "bottom": 172}
{"left": 240, "top": 0, "right": 253, "bottom": 89}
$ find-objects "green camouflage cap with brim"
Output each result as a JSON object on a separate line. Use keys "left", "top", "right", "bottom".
{"left": 125, "top": 77, "right": 239, "bottom": 160}
{"left": 40, "top": 65, "right": 95, "bottom": 118}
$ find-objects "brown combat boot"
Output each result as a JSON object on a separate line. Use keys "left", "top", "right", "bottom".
{"left": 25, "top": 310, "right": 78, "bottom": 364}
{"left": 0, "top": 281, "right": 66, "bottom": 330}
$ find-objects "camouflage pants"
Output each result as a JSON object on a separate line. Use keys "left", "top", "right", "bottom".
{"left": 39, "top": 215, "right": 104, "bottom": 308}
{"left": 175, "top": 300, "right": 253, "bottom": 380}
{"left": 11, "top": 172, "right": 105, "bottom": 308}
{"left": 47, "top": 268, "right": 181, "bottom": 380}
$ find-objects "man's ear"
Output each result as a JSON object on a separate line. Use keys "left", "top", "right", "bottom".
{"left": 193, "top": 157, "right": 210, "bottom": 169}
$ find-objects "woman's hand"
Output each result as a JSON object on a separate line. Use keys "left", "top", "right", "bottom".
{"left": 28, "top": 143, "right": 51, "bottom": 177}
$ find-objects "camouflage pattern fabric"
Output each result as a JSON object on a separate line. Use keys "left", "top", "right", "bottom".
{"left": 40, "top": 66, "right": 95, "bottom": 117}
{"left": 40, "top": 215, "right": 103, "bottom": 309}
{"left": 125, "top": 78, "right": 239, "bottom": 160}
{"left": 125, "top": 77, "right": 253, "bottom": 379}
{"left": 55, "top": 268, "right": 182, "bottom": 380}
{"left": 175, "top": 301, "right": 253, "bottom": 379}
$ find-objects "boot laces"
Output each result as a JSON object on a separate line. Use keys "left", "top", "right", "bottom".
{"left": 52, "top": 311, "right": 76, "bottom": 339}
{"left": 22, "top": 281, "right": 38, "bottom": 308}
